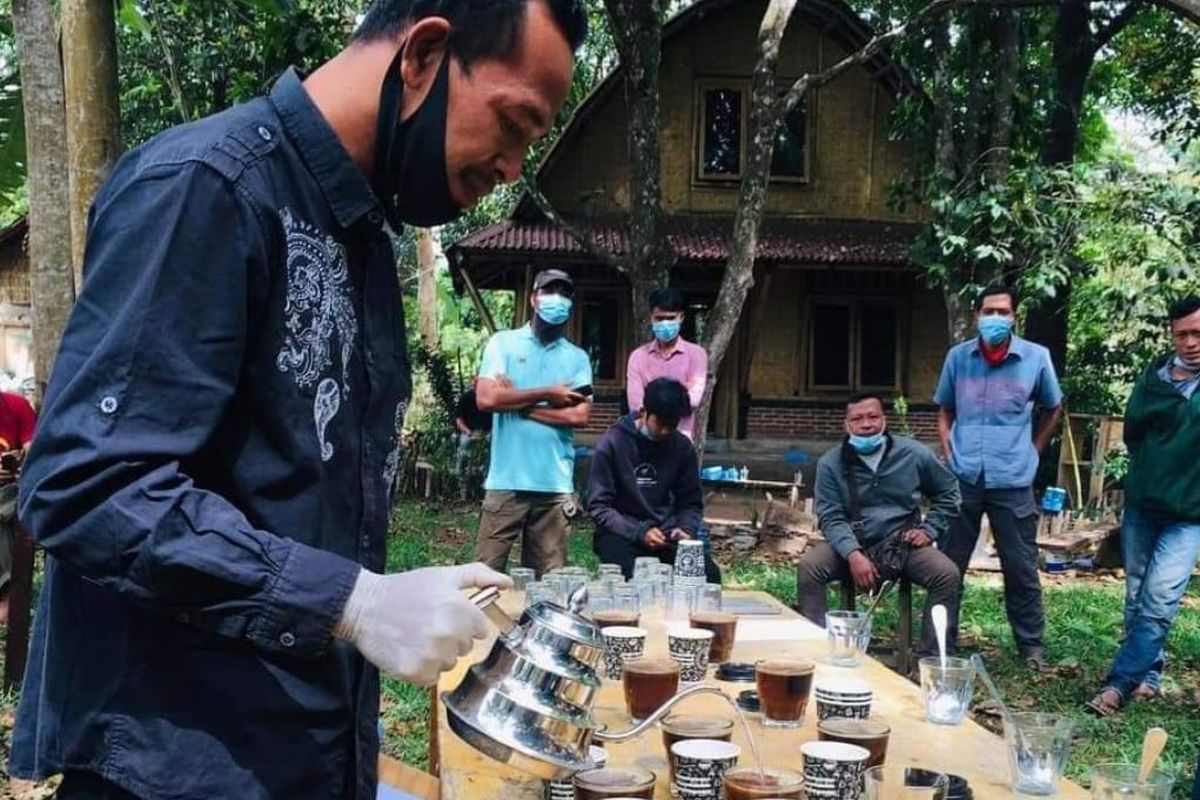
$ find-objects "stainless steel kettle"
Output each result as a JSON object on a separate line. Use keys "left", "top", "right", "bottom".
{"left": 441, "top": 585, "right": 725, "bottom": 780}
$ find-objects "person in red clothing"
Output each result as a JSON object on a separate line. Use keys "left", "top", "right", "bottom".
{"left": 0, "top": 388, "right": 35, "bottom": 624}
{"left": 0, "top": 389, "right": 37, "bottom": 453}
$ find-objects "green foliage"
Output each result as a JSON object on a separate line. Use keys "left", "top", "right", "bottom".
{"left": 116, "top": 0, "right": 360, "bottom": 147}
{"left": 907, "top": 164, "right": 1085, "bottom": 311}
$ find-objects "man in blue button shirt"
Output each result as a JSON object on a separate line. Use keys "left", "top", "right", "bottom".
{"left": 474, "top": 269, "right": 592, "bottom": 576}
{"left": 10, "top": 2, "right": 587, "bottom": 799}
{"left": 934, "top": 285, "right": 1063, "bottom": 668}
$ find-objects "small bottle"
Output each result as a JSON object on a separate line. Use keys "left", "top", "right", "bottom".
{"left": 740, "top": 465, "right": 749, "bottom": 482}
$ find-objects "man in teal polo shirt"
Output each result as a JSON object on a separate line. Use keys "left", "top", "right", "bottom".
{"left": 935, "top": 285, "right": 1063, "bottom": 668}
{"left": 473, "top": 269, "right": 592, "bottom": 576}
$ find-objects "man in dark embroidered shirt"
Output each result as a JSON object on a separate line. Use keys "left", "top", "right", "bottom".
{"left": 10, "top": 2, "right": 587, "bottom": 799}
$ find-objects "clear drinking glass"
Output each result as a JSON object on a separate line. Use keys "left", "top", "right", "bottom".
{"left": 1090, "top": 764, "right": 1175, "bottom": 800}
{"left": 666, "top": 584, "right": 698, "bottom": 620}
{"left": 598, "top": 563, "right": 624, "bottom": 582}
{"left": 544, "top": 573, "right": 571, "bottom": 605}
{"left": 826, "top": 610, "right": 872, "bottom": 666}
{"left": 633, "top": 557, "right": 660, "bottom": 583}
{"left": 864, "top": 765, "right": 949, "bottom": 800}
{"left": 613, "top": 584, "right": 641, "bottom": 614}
{"left": 697, "top": 582, "right": 723, "bottom": 612}
{"left": 918, "top": 657, "right": 975, "bottom": 726}
{"left": 1003, "top": 713, "right": 1074, "bottom": 796}
{"left": 509, "top": 567, "right": 536, "bottom": 592}
{"left": 587, "top": 582, "right": 614, "bottom": 615}
{"left": 525, "top": 582, "right": 555, "bottom": 609}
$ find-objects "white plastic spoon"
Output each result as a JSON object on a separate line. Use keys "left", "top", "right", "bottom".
{"left": 1139, "top": 727, "right": 1168, "bottom": 783}
{"left": 931, "top": 603, "right": 949, "bottom": 670}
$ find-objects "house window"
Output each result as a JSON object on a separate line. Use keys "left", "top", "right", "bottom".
{"left": 695, "top": 79, "right": 811, "bottom": 184}
{"left": 697, "top": 82, "right": 744, "bottom": 179}
{"left": 808, "top": 299, "right": 900, "bottom": 391}
{"left": 577, "top": 292, "right": 622, "bottom": 383}
{"left": 770, "top": 95, "right": 808, "bottom": 180}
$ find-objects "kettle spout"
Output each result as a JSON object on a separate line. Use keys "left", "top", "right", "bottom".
{"left": 592, "top": 683, "right": 731, "bottom": 743}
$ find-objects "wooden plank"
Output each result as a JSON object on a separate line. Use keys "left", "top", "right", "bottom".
{"left": 436, "top": 591, "right": 1088, "bottom": 800}
{"left": 4, "top": 520, "right": 35, "bottom": 691}
{"left": 378, "top": 754, "right": 439, "bottom": 800}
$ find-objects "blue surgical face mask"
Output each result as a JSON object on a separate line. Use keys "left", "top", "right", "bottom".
{"left": 638, "top": 424, "right": 654, "bottom": 440}
{"left": 652, "top": 319, "right": 682, "bottom": 343}
{"left": 849, "top": 432, "right": 885, "bottom": 454}
{"left": 978, "top": 315, "right": 1014, "bottom": 346}
{"left": 536, "top": 294, "right": 572, "bottom": 326}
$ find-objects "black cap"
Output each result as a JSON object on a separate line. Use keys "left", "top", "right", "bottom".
{"left": 533, "top": 269, "right": 574, "bottom": 292}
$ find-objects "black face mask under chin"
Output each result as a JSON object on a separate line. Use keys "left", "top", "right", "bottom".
{"left": 372, "top": 45, "right": 462, "bottom": 229}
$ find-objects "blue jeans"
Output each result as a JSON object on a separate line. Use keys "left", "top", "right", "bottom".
{"left": 1103, "top": 506, "right": 1200, "bottom": 698}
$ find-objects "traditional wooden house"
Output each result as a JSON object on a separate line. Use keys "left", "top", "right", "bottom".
{"left": 0, "top": 216, "right": 33, "bottom": 391}
{"left": 447, "top": 0, "right": 949, "bottom": 447}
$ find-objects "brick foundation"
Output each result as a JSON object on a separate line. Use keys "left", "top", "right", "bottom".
{"left": 583, "top": 401, "right": 622, "bottom": 434}
{"left": 581, "top": 400, "right": 939, "bottom": 442}
{"left": 746, "top": 403, "right": 939, "bottom": 441}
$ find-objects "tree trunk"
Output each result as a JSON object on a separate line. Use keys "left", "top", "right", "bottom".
{"left": 603, "top": 0, "right": 670, "bottom": 338}
{"left": 960, "top": 10, "right": 988, "bottom": 174}
{"left": 62, "top": 0, "right": 121, "bottom": 292}
{"left": 932, "top": 18, "right": 957, "bottom": 182}
{"left": 416, "top": 227, "right": 439, "bottom": 348}
{"left": 985, "top": 9, "right": 1019, "bottom": 190}
{"left": 931, "top": 16, "right": 970, "bottom": 344}
{"left": 1024, "top": 0, "right": 1136, "bottom": 374}
{"left": 692, "top": 0, "right": 798, "bottom": 460}
{"left": 13, "top": 0, "right": 74, "bottom": 404}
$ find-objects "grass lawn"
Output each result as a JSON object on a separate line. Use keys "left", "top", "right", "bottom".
{"left": 383, "top": 501, "right": 1200, "bottom": 798}
{"left": 1, "top": 500, "right": 1195, "bottom": 798}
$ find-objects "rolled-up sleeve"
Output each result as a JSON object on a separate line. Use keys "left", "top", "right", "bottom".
{"left": 18, "top": 160, "right": 359, "bottom": 658}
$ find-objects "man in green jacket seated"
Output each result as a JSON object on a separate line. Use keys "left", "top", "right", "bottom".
{"left": 797, "top": 393, "right": 962, "bottom": 658}
{"left": 1087, "top": 296, "right": 1200, "bottom": 716}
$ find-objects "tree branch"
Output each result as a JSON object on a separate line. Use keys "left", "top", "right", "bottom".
{"left": 520, "top": 171, "right": 627, "bottom": 275}
{"left": 1090, "top": 1, "right": 1143, "bottom": 54}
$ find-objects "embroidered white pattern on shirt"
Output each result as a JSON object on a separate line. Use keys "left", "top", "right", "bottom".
{"left": 382, "top": 399, "right": 408, "bottom": 501}
{"left": 276, "top": 208, "right": 358, "bottom": 461}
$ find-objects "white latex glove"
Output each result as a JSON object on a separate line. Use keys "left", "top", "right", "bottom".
{"left": 334, "top": 563, "right": 512, "bottom": 685}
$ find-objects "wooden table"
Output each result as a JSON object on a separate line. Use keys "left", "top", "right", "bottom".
{"left": 436, "top": 591, "right": 1088, "bottom": 800}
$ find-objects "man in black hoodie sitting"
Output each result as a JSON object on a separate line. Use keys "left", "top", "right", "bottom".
{"left": 588, "top": 378, "right": 721, "bottom": 582}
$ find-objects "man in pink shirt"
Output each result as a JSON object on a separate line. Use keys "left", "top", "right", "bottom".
{"left": 626, "top": 288, "right": 708, "bottom": 439}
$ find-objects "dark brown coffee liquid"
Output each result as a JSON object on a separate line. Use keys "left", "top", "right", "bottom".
{"left": 593, "top": 610, "right": 640, "bottom": 628}
{"left": 755, "top": 661, "right": 814, "bottom": 722}
{"left": 724, "top": 771, "right": 804, "bottom": 800}
{"left": 622, "top": 658, "right": 680, "bottom": 721}
{"left": 689, "top": 612, "right": 737, "bottom": 663}
{"left": 574, "top": 766, "right": 656, "bottom": 800}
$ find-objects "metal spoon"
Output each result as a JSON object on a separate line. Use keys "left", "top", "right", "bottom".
{"left": 931, "top": 604, "right": 948, "bottom": 670}
{"left": 970, "top": 653, "right": 1012, "bottom": 722}
{"left": 863, "top": 580, "right": 894, "bottom": 617}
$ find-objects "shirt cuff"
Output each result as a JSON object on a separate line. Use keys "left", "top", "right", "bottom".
{"left": 247, "top": 540, "right": 361, "bottom": 658}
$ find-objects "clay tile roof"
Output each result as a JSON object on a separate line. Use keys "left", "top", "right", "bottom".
{"left": 448, "top": 215, "right": 919, "bottom": 267}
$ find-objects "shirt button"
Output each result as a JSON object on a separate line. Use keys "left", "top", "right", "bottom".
{"left": 280, "top": 631, "right": 296, "bottom": 648}
{"left": 99, "top": 396, "right": 119, "bottom": 414}
{"left": 257, "top": 125, "right": 273, "bottom": 142}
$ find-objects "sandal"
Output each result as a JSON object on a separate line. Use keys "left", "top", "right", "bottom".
{"left": 1131, "top": 683, "right": 1159, "bottom": 702}
{"left": 1084, "top": 687, "right": 1122, "bottom": 717}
